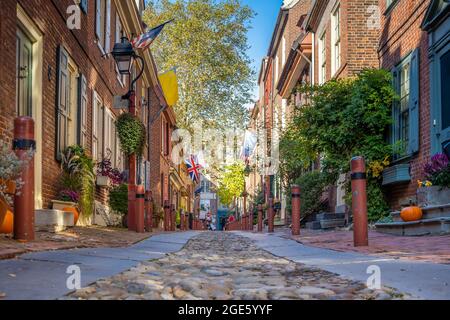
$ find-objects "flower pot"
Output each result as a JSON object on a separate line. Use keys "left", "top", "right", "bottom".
{"left": 400, "top": 206, "right": 423, "bottom": 222}
{"left": 0, "top": 196, "right": 13, "bottom": 234}
{"left": 417, "top": 186, "right": 450, "bottom": 207}
{"left": 63, "top": 206, "right": 79, "bottom": 225}
{"left": 96, "top": 175, "right": 110, "bottom": 187}
{"left": 0, "top": 179, "right": 16, "bottom": 195}
{"left": 52, "top": 200, "right": 77, "bottom": 211}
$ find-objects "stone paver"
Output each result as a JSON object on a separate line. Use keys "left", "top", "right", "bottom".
{"left": 66, "top": 232, "right": 410, "bottom": 300}
{"left": 241, "top": 231, "right": 450, "bottom": 300}
{"left": 284, "top": 228, "right": 450, "bottom": 265}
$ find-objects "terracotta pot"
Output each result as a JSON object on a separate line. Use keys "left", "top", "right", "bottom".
{"left": 400, "top": 206, "right": 423, "bottom": 222}
{"left": 0, "top": 179, "right": 16, "bottom": 195}
{"left": 0, "top": 197, "right": 14, "bottom": 234}
{"left": 63, "top": 206, "right": 79, "bottom": 225}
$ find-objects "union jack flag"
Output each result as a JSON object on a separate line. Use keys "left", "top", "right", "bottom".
{"left": 131, "top": 20, "right": 173, "bottom": 49}
{"left": 185, "top": 155, "right": 202, "bottom": 183}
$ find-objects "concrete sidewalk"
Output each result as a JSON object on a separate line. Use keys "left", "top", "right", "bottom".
{"left": 0, "top": 231, "right": 199, "bottom": 300}
{"left": 238, "top": 231, "right": 450, "bottom": 300}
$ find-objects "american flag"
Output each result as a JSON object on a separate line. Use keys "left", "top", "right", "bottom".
{"left": 185, "top": 155, "right": 202, "bottom": 183}
{"left": 131, "top": 20, "right": 173, "bottom": 49}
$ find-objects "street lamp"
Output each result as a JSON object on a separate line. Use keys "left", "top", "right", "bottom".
{"left": 111, "top": 36, "right": 146, "bottom": 233}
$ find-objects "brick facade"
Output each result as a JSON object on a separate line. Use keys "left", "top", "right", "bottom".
{"left": 379, "top": 0, "right": 432, "bottom": 209}
{"left": 0, "top": 0, "right": 193, "bottom": 219}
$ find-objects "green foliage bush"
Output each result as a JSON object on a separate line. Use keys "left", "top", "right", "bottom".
{"left": 109, "top": 183, "right": 128, "bottom": 215}
{"left": 294, "top": 171, "right": 330, "bottom": 219}
{"left": 280, "top": 69, "right": 397, "bottom": 222}
{"left": 116, "top": 113, "right": 146, "bottom": 156}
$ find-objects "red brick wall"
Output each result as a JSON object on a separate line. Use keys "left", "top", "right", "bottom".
{"left": 379, "top": 0, "right": 431, "bottom": 209}
{"left": 0, "top": 0, "right": 146, "bottom": 209}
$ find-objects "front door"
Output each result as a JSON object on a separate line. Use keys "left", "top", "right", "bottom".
{"left": 438, "top": 44, "right": 450, "bottom": 148}
{"left": 16, "top": 27, "right": 33, "bottom": 117}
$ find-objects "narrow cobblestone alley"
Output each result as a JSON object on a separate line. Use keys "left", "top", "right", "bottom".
{"left": 66, "top": 232, "right": 409, "bottom": 300}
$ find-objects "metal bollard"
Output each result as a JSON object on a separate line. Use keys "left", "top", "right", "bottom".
{"left": 135, "top": 185, "right": 145, "bottom": 233}
{"left": 268, "top": 198, "right": 274, "bottom": 233}
{"left": 163, "top": 200, "right": 170, "bottom": 231}
{"left": 145, "top": 191, "right": 153, "bottom": 232}
{"left": 258, "top": 204, "right": 263, "bottom": 232}
{"left": 13, "top": 117, "right": 35, "bottom": 242}
{"left": 291, "top": 185, "right": 301, "bottom": 236}
{"left": 351, "top": 156, "right": 369, "bottom": 247}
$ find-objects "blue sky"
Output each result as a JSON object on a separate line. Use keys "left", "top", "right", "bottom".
{"left": 242, "top": 0, "right": 282, "bottom": 100}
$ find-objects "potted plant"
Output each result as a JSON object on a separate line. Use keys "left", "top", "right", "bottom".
{"left": 96, "top": 156, "right": 124, "bottom": 187}
{"left": 108, "top": 183, "right": 128, "bottom": 227}
{"left": 0, "top": 139, "right": 32, "bottom": 233}
{"left": 417, "top": 153, "right": 450, "bottom": 206}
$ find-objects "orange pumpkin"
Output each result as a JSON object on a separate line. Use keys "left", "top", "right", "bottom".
{"left": 63, "top": 207, "right": 79, "bottom": 225}
{"left": 0, "top": 179, "right": 16, "bottom": 195}
{"left": 400, "top": 206, "right": 423, "bottom": 222}
{"left": 0, "top": 197, "right": 14, "bottom": 234}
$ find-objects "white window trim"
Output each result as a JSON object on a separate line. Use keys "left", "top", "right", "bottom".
{"left": 95, "top": 0, "right": 111, "bottom": 56}
{"left": 92, "top": 90, "right": 103, "bottom": 161}
{"left": 318, "top": 31, "right": 326, "bottom": 84}
{"left": 331, "top": 4, "right": 341, "bottom": 76}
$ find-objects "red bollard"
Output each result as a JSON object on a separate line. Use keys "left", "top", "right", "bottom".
{"left": 128, "top": 183, "right": 136, "bottom": 231}
{"left": 171, "top": 205, "right": 176, "bottom": 231}
{"left": 258, "top": 204, "right": 263, "bottom": 232}
{"left": 249, "top": 211, "right": 253, "bottom": 231}
{"left": 145, "top": 191, "right": 153, "bottom": 232}
{"left": 351, "top": 156, "right": 369, "bottom": 247}
{"left": 135, "top": 185, "right": 145, "bottom": 233}
{"left": 163, "top": 200, "right": 170, "bottom": 231}
{"left": 291, "top": 185, "right": 301, "bottom": 236}
{"left": 268, "top": 198, "right": 274, "bottom": 233}
{"left": 13, "top": 117, "right": 35, "bottom": 242}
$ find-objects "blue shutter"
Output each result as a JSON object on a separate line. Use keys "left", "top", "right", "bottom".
{"left": 391, "top": 66, "right": 399, "bottom": 146}
{"left": 80, "top": 0, "right": 88, "bottom": 14}
{"left": 408, "top": 48, "right": 420, "bottom": 154}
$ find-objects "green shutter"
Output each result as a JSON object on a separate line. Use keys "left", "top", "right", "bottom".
{"left": 408, "top": 48, "right": 420, "bottom": 154}
{"left": 56, "top": 45, "right": 69, "bottom": 161}
{"left": 391, "top": 66, "right": 399, "bottom": 146}
{"left": 77, "top": 74, "right": 87, "bottom": 146}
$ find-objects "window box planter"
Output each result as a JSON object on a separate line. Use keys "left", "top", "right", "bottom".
{"left": 382, "top": 163, "right": 411, "bottom": 186}
{"left": 417, "top": 186, "right": 450, "bottom": 207}
{"left": 96, "top": 175, "right": 111, "bottom": 187}
{"left": 52, "top": 199, "right": 77, "bottom": 211}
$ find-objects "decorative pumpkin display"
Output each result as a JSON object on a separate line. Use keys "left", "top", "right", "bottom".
{"left": 400, "top": 206, "right": 423, "bottom": 222}
{"left": 0, "top": 197, "right": 14, "bottom": 234}
{"left": 63, "top": 206, "right": 79, "bottom": 225}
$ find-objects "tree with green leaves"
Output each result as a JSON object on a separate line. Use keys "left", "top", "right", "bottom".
{"left": 216, "top": 161, "right": 245, "bottom": 207}
{"left": 143, "top": 0, "right": 255, "bottom": 131}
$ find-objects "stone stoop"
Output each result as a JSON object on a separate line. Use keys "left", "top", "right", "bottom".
{"left": 35, "top": 209, "right": 74, "bottom": 232}
{"left": 305, "top": 212, "right": 346, "bottom": 230}
{"left": 376, "top": 203, "right": 450, "bottom": 236}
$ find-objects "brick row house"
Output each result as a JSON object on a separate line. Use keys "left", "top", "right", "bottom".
{"left": 254, "top": 0, "right": 449, "bottom": 222}
{"left": 0, "top": 0, "right": 193, "bottom": 227}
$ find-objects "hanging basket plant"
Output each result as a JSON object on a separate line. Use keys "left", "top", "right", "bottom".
{"left": 116, "top": 113, "right": 146, "bottom": 156}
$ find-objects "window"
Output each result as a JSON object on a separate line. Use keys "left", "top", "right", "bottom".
{"left": 104, "top": 107, "right": 117, "bottom": 166}
{"left": 79, "top": 0, "right": 88, "bottom": 14}
{"left": 282, "top": 36, "right": 286, "bottom": 67}
{"left": 275, "top": 56, "right": 279, "bottom": 82}
{"left": 440, "top": 51, "right": 450, "bottom": 132}
{"left": 331, "top": 5, "right": 341, "bottom": 75}
{"left": 56, "top": 45, "right": 82, "bottom": 160}
{"left": 392, "top": 49, "right": 420, "bottom": 158}
{"left": 95, "top": 0, "right": 111, "bottom": 53}
{"left": 78, "top": 75, "right": 88, "bottom": 147}
{"left": 318, "top": 32, "right": 327, "bottom": 84}
{"left": 92, "top": 91, "right": 104, "bottom": 161}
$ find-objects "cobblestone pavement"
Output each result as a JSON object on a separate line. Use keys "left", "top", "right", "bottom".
{"left": 66, "top": 232, "right": 412, "bottom": 300}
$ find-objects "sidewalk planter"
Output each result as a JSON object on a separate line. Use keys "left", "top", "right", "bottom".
{"left": 400, "top": 206, "right": 423, "bottom": 222}
{"left": 96, "top": 175, "right": 110, "bottom": 187}
{"left": 382, "top": 163, "right": 411, "bottom": 186}
{"left": 417, "top": 186, "right": 450, "bottom": 207}
{"left": 0, "top": 196, "right": 13, "bottom": 234}
{"left": 52, "top": 200, "right": 78, "bottom": 225}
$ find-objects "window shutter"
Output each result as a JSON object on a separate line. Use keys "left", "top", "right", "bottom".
{"left": 105, "top": 0, "right": 111, "bottom": 53}
{"left": 77, "top": 74, "right": 88, "bottom": 147}
{"left": 95, "top": 0, "right": 101, "bottom": 39}
{"left": 390, "top": 67, "right": 399, "bottom": 146}
{"left": 56, "top": 45, "right": 70, "bottom": 161}
{"left": 80, "top": 0, "right": 88, "bottom": 14}
{"left": 408, "top": 48, "right": 420, "bottom": 154}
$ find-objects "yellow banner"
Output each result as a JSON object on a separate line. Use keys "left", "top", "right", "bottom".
{"left": 158, "top": 70, "right": 179, "bottom": 106}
